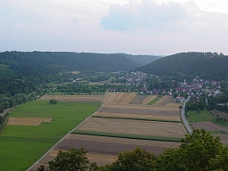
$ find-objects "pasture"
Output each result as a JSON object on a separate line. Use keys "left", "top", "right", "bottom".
{"left": 0, "top": 100, "right": 100, "bottom": 171}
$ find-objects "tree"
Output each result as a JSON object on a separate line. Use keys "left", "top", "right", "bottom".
{"left": 99, "top": 147, "right": 157, "bottom": 171}
{"left": 37, "top": 148, "right": 90, "bottom": 171}
{"left": 156, "top": 129, "right": 227, "bottom": 171}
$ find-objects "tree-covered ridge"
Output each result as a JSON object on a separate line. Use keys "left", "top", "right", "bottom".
{"left": 0, "top": 51, "right": 139, "bottom": 95}
{"left": 137, "top": 52, "right": 228, "bottom": 81}
{"left": 0, "top": 51, "right": 140, "bottom": 72}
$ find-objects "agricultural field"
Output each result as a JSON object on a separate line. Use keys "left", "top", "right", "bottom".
{"left": 188, "top": 109, "right": 228, "bottom": 144}
{"left": 39, "top": 94, "right": 103, "bottom": 102}
{"left": 29, "top": 93, "right": 185, "bottom": 170}
{"left": 76, "top": 117, "right": 186, "bottom": 138}
{"left": 102, "top": 92, "right": 136, "bottom": 104}
{"left": 152, "top": 95, "right": 174, "bottom": 106}
{"left": 0, "top": 99, "right": 100, "bottom": 171}
{"left": 31, "top": 134, "right": 180, "bottom": 168}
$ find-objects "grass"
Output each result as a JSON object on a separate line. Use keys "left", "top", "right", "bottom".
{"left": 92, "top": 115, "right": 181, "bottom": 123}
{"left": 147, "top": 96, "right": 162, "bottom": 105}
{"left": 187, "top": 109, "right": 228, "bottom": 126}
{"left": 0, "top": 100, "right": 100, "bottom": 171}
{"left": 71, "top": 130, "right": 181, "bottom": 142}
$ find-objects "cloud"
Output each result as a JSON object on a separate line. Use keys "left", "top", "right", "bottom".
{"left": 100, "top": 0, "right": 188, "bottom": 31}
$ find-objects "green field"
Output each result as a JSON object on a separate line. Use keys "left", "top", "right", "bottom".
{"left": 187, "top": 109, "right": 228, "bottom": 126}
{"left": 147, "top": 96, "right": 162, "bottom": 105}
{"left": 0, "top": 100, "right": 100, "bottom": 171}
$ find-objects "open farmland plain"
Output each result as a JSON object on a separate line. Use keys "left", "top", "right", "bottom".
{"left": 29, "top": 93, "right": 186, "bottom": 170}
{"left": 0, "top": 96, "right": 101, "bottom": 171}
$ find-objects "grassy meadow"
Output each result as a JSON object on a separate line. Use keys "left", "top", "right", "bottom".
{"left": 0, "top": 100, "right": 100, "bottom": 171}
{"left": 187, "top": 109, "right": 228, "bottom": 126}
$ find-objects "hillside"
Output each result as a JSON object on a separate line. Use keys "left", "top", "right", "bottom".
{"left": 137, "top": 52, "right": 228, "bottom": 81}
{"left": 0, "top": 51, "right": 139, "bottom": 95}
{"left": 0, "top": 51, "right": 140, "bottom": 72}
{"left": 118, "top": 53, "right": 161, "bottom": 65}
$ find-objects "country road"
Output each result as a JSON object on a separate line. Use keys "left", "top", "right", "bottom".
{"left": 181, "top": 98, "right": 192, "bottom": 134}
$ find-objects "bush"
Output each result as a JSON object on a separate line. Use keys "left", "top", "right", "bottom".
{"left": 49, "top": 99, "right": 57, "bottom": 104}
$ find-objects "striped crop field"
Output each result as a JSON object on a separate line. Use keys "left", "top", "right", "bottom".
{"left": 141, "top": 95, "right": 158, "bottom": 105}
{"left": 76, "top": 117, "right": 186, "bottom": 138}
{"left": 93, "top": 112, "right": 181, "bottom": 122}
{"left": 102, "top": 92, "right": 136, "bottom": 104}
{"left": 152, "top": 95, "right": 174, "bottom": 106}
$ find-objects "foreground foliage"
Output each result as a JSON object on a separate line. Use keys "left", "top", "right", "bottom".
{"left": 38, "top": 129, "right": 228, "bottom": 171}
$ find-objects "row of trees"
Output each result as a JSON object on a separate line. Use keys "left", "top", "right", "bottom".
{"left": 38, "top": 129, "right": 228, "bottom": 171}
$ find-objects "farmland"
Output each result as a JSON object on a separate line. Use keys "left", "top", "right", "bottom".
{"left": 27, "top": 93, "right": 185, "bottom": 170}
{"left": 0, "top": 99, "right": 100, "bottom": 171}
{"left": 34, "top": 93, "right": 185, "bottom": 168}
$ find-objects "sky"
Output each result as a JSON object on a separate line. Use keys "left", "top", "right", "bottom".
{"left": 1, "top": 0, "right": 228, "bottom": 55}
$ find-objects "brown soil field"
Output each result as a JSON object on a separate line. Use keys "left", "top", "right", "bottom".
{"left": 99, "top": 106, "right": 179, "bottom": 117}
{"left": 102, "top": 92, "right": 136, "bottom": 104}
{"left": 77, "top": 117, "right": 186, "bottom": 138}
{"left": 39, "top": 95, "right": 103, "bottom": 102}
{"left": 94, "top": 112, "right": 181, "bottom": 121}
{"left": 7, "top": 117, "right": 52, "bottom": 126}
{"left": 191, "top": 121, "right": 228, "bottom": 133}
{"left": 29, "top": 134, "right": 180, "bottom": 170}
{"left": 191, "top": 121, "right": 228, "bottom": 145}
{"left": 210, "top": 110, "right": 228, "bottom": 121}
{"left": 152, "top": 95, "right": 173, "bottom": 106}
{"left": 141, "top": 95, "right": 157, "bottom": 105}
{"left": 164, "top": 103, "right": 182, "bottom": 108}
{"left": 102, "top": 103, "right": 179, "bottom": 112}
{"left": 129, "top": 95, "right": 148, "bottom": 104}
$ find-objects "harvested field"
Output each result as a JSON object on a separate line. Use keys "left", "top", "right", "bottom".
{"left": 99, "top": 105, "right": 180, "bottom": 117}
{"left": 191, "top": 121, "right": 228, "bottom": 133}
{"left": 39, "top": 95, "right": 102, "bottom": 102}
{"left": 102, "top": 92, "right": 136, "bottom": 104}
{"left": 76, "top": 117, "right": 186, "bottom": 138}
{"left": 94, "top": 112, "right": 181, "bottom": 121}
{"left": 7, "top": 117, "right": 52, "bottom": 126}
{"left": 152, "top": 95, "right": 173, "bottom": 106}
{"left": 210, "top": 110, "right": 228, "bottom": 121}
{"left": 129, "top": 95, "right": 148, "bottom": 104}
{"left": 141, "top": 95, "right": 157, "bottom": 105}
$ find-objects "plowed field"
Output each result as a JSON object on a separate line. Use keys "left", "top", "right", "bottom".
{"left": 31, "top": 134, "right": 180, "bottom": 169}
{"left": 94, "top": 112, "right": 181, "bottom": 121}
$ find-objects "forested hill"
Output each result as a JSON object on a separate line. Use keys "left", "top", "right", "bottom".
{"left": 0, "top": 51, "right": 139, "bottom": 95}
{"left": 0, "top": 51, "right": 140, "bottom": 72}
{"left": 136, "top": 52, "right": 228, "bottom": 81}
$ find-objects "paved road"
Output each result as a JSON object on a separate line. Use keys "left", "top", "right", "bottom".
{"left": 181, "top": 99, "right": 192, "bottom": 134}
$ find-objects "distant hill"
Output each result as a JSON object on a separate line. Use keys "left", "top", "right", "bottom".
{"left": 0, "top": 51, "right": 140, "bottom": 72}
{"left": 136, "top": 52, "right": 228, "bottom": 81}
{"left": 117, "top": 53, "right": 161, "bottom": 65}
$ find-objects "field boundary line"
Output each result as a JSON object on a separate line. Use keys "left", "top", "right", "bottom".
{"left": 71, "top": 130, "right": 181, "bottom": 142}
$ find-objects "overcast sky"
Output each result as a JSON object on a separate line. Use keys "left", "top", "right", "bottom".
{"left": 1, "top": 0, "right": 228, "bottom": 55}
